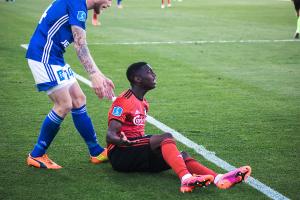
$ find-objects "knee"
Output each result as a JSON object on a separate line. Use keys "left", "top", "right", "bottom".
{"left": 160, "top": 133, "right": 175, "bottom": 145}
{"left": 72, "top": 93, "right": 86, "bottom": 108}
{"left": 54, "top": 100, "right": 73, "bottom": 116}
{"left": 162, "top": 132, "right": 173, "bottom": 139}
{"left": 180, "top": 151, "right": 191, "bottom": 160}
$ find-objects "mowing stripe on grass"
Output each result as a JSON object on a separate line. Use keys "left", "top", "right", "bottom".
{"left": 20, "top": 44, "right": 290, "bottom": 200}
{"left": 88, "top": 39, "right": 299, "bottom": 46}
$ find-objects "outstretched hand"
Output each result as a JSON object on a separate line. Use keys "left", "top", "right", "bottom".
{"left": 90, "top": 72, "right": 115, "bottom": 100}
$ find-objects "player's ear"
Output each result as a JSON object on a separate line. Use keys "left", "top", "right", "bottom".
{"left": 134, "top": 75, "right": 142, "bottom": 84}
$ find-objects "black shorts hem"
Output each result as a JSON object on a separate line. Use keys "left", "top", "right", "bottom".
{"left": 108, "top": 136, "right": 170, "bottom": 173}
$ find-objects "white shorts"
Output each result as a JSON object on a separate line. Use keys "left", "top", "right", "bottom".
{"left": 27, "top": 59, "right": 77, "bottom": 94}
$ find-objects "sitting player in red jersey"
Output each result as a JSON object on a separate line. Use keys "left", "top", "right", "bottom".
{"left": 106, "top": 62, "right": 251, "bottom": 193}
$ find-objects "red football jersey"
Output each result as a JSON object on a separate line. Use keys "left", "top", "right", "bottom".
{"left": 108, "top": 89, "right": 149, "bottom": 139}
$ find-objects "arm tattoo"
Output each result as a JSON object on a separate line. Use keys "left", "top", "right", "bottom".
{"left": 71, "top": 25, "right": 98, "bottom": 75}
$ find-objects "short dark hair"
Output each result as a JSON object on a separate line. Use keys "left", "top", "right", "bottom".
{"left": 126, "top": 62, "right": 148, "bottom": 84}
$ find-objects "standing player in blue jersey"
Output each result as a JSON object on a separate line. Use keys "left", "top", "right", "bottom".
{"left": 26, "top": 0, "right": 114, "bottom": 169}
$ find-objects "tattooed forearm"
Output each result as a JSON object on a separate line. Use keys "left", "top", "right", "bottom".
{"left": 71, "top": 25, "right": 99, "bottom": 75}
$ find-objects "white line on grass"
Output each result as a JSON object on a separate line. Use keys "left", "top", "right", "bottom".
{"left": 20, "top": 44, "right": 28, "bottom": 49}
{"left": 20, "top": 44, "right": 290, "bottom": 200}
{"left": 89, "top": 39, "right": 299, "bottom": 46}
{"left": 146, "top": 116, "right": 289, "bottom": 200}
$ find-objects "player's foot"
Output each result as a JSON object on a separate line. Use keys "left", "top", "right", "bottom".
{"left": 27, "top": 154, "right": 62, "bottom": 169}
{"left": 294, "top": 32, "right": 299, "bottom": 39}
{"left": 167, "top": 3, "right": 171, "bottom": 7}
{"left": 215, "top": 166, "right": 251, "bottom": 189}
{"left": 161, "top": 4, "right": 165, "bottom": 8}
{"left": 117, "top": 4, "right": 123, "bottom": 8}
{"left": 90, "top": 148, "right": 108, "bottom": 164}
{"left": 180, "top": 175, "right": 214, "bottom": 193}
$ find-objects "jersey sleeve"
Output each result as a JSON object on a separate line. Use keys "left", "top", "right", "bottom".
{"left": 66, "top": 0, "right": 87, "bottom": 30}
{"left": 108, "top": 98, "right": 128, "bottom": 124}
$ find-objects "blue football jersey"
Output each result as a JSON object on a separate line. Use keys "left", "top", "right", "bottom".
{"left": 26, "top": 0, "right": 87, "bottom": 65}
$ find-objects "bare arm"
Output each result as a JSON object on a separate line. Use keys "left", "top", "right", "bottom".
{"left": 107, "top": 120, "right": 137, "bottom": 146}
{"left": 72, "top": 25, "right": 99, "bottom": 75}
{"left": 71, "top": 25, "right": 115, "bottom": 99}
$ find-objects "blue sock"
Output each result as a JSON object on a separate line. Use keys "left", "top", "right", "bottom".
{"left": 31, "top": 110, "right": 63, "bottom": 157}
{"left": 71, "top": 105, "right": 104, "bottom": 156}
{"left": 117, "top": 0, "right": 121, "bottom": 5}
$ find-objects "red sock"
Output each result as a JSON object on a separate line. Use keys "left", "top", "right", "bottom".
{"left": 185, "top": 157, "right": 217, "bottom": 177}
{"left": 161, "top": 139, "right": 190, "bottom": 180}
{"left": 162, "top": 0, "right": 164, "bottom": 4}
{"left": 93, "top": 12, "right": 97, "bottom": 20}
{"left": 168, "top": 0, "right": 170, "bottom": 4}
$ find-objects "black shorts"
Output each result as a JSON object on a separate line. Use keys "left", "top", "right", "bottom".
{"left": 108, "top": 135, "right": 170, "bottom": 173}
{"left": 293, "top": 0, "right": 300, "bottom": 12}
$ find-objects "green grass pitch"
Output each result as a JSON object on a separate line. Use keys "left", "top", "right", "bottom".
{"left": 0, "top": 0, "right": 299, "bottom": 199}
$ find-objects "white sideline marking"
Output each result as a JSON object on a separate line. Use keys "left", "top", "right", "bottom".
{"left": 147, "top": 116, "right": 289, "bottom": 200}
{"left": 20, "top": 44, "right": 28, "bottom": 49}
{"left": 89, "top": 39, "right": 299, "bottom": 46}
{"left": 74, "top": 73, "right": 92, "bottom": 87}
{"left": 21, "top": 44, "right": 290, "bottom": 200}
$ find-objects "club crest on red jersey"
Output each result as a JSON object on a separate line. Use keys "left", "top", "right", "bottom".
{"left": 112, "top": 106, "right": 123, "bottom": 117}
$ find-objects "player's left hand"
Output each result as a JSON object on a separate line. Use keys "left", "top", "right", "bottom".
{"left": 119, "top": 132, "right": 138, "bottom": 146}
{"left": 90, "top": 72, "right": 115, "bottom": 100}
{"left": 104, "top": 76, "right": 115, "bottom": 100}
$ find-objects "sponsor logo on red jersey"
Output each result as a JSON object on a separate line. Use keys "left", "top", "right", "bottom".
{"left": 133, "top": 115, "right": 146, "bottom": 126}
